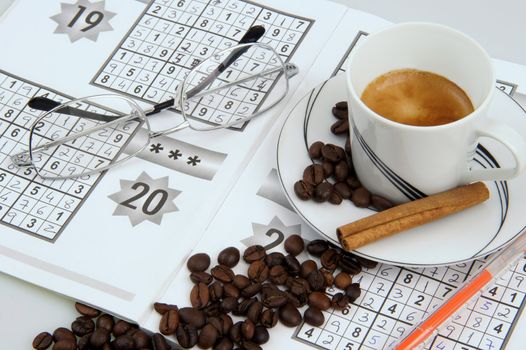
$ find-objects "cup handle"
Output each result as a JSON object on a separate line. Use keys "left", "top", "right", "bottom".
{"left": 463, "top": 119, "right": 526, "bottom": 183}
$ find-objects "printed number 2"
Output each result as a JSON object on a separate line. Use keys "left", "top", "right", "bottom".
{"left": 120, "top": 182, "right": 168, "bottom": 215}
{"left": 68, "top": 5, "right": 104, "bottom": 32}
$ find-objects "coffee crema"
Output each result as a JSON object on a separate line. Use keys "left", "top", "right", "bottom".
{"left": 361, "top": 69, "right": 474, "bottom": 126}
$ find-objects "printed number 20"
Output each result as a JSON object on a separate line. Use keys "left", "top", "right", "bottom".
{"left": 120, "top": 182, "right": 168, "bottom": 215}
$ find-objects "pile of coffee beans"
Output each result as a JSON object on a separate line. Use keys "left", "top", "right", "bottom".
{"left": 294, "top": 101, "right": 394, "bottom": 211}
{"left": 152, "top": 235, "right": 377, "bottom": 349}
{"left": 32, "top": 302, "right": 170, "bottom": 350}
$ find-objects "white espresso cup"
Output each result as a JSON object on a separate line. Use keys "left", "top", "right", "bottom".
{"left": 346, "top": 22, "right": 526, "bottom": 204}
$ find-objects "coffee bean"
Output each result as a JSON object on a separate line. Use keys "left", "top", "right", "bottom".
{"left": 300, "top": 259, "right": 317, "bottom": 278}
{"left": 345, "top": 137, "right": 351, "bottom": 155}
{"left": 308, "top": 291, "right": 331, "bottom": 311}
{"left": 313, "top": 182, "right": 333, "bottom": 202}
{"left": 187, "top": 253, "right": 211, "bottom": 272}
{"left": 214, "top": 337, "right": 234, "bottom": 350}
{"left": 320, "top": 249, "right": 340, "bottom": 270}
{"left": 320, "top": 268, "right": 334, "bottom": 287}
{"left": 307, "top": 240, "right": 329, "bottom": 256}
{"left": 265, "top": 252, "right": 285, "bottom": 267}
{"left": 354, "top": 255, "right": 378, "bottom": 269}
{"left": 248, "top": 260, "right": 269, "bottom": 283}
{"left": 242, "top": 340, "right": 263, "bottom": 350}
{"left": 113, "top": 320, "right": 132, "bottom": 337}
{"left": 74, "top": 302, "right": 100, "bottom": 318}
{"left": 335, "top": 101, "right": 348, "bottom": 110}
{"left": 218, "top": 247, "right": 240, "bottom": 268}
{"left": 152, "top": 333, "right": 170, "bottom": 350}
{"left": 304, "top": 306, "right": 325, "bottom": 326}
{"left": 153, "top": 303, "right": 178, "bottom": 315}
{"left": 113, "top": 335, "right": 135, "bottom": 350}
{"left": 179, "top": 307, "right": 206, "bottom": 329}
{"left": 52, "top": 340, "right": 76, "bottom": 350}
{"left": 77, "top": 333, "right": 91, "bottom": 350}
{"left": 243, "top": 245, "right": 266, "bottom": 263}
{"left": 71, "top": 316, "right": 95, "bottom": 336}
{"left": 209, "top": 281, "right": 224, "bottom": 302}
{"left": 190, "top": 271, "right": 213, "bottom": 285}
{"left": 190, "top": 283, "right": 210, "bottom": 308}
{"left": 334, "top": 182, "right": 352, "bottom": 199}
{"left": 229, "top": 322, "right": 242, "bottom": 344}
{"left": 260, "top": 309, "right": 278, "bottom": 328}
{"left": 338, "top": 255, "right": 362, "bottom": 275}
{"left": 294, "top": 180, "right": 314, "bottom": 200}
{"left": 284, "top": 234, "right": 304, "bottom": 256}
{"left": 308, "top": 141, "right": 324, "bottom": 159}
{"left": 261, "top": 282, "right": 280, "bottom": 295}
{"left": 176, "top": 324, "right": 198, "bottom": 349}
{"left": 351, "top": 187, "right": 371, "bottom": 208}
{"left": 303, "top": 164, "right": 325, "bottom": 186}
{"left": 334, "top": 272, "right": 353, "bottom": 289}
{"left": 33, "top": 332, "right": 53, "bottom": 350}
{"left": 211, "top": 265, "right": 235, "bottom": 283}
{"left": 131, "top": 330, "right": 150, "bottom": 348}
{"left": 346, "top": 176, "right": 361, "bottom": 189}
{"left": 321, "top": 144, "right": 342, "bottom": 162}
{"left": 199, "top": 324, "right": 219, "bottom": 349}
{"left": 269, "top": 265, "right": 288, "bottom": 285}
{"left": 90, "top": 328, "right": 110, "bottom": 347}
{"left": 288, "top": 277, "right": 310, "bottom": 297}
{"left": 322, "top": 161, "right": 334, "bottom": 177}
{"left": 203, "top": 302, "right": 222, "bottom": 318}
{"left": 223, "top": 283, "right": 240, "bottom": 299}
{"left": 227, "top": 277, "right": 247, "bottom": 293}
{"left": 331, "top": 119, "right": 349, "bottom": 135}
{"left": 207, "top": 316, "right": 224, "bottom": 336}
{"left": 234, "top": 298, "right": 254, "bottom": 317}
{"left": 345, "top": 283, "right": 362, "bottom": 302}
{"left": 261, "top": 289, "right": 288, "bottom": 308}
{"left": 307, "top": 269, "right": 326, "bottom": 291}
{"left": 220, "top": 314, "right": 233, "bottom": 335}
{"left": 248, "top": 325, "right": 268, "bottom": 346}
{"left": 241, "top": 319, "right": 255, "bottom": 340}
{"left": 328, "top": 189, "right": 343, "bottom": 204}
{"left": 221, "top": 297, "right": 239, "bottom": 313}
{"left": 371, "top": 194, "right": 394, "bottom": 211}
{"left": 331, "top": 293, "right": 350, "bottom": 310}
{"left": 247, "top": 301, "right": 263, "bottom": 323}
{"left": 334, "top": 160, "right": 349, "bottom": 181}
{"left": 53, "top": 327, "right": 76, "bottom": 343}
{"left": 285, "top": 291, "right": 302, "bottom": 308}
{"left": 278, "top": 303, "right": 302, "bottom": 327}
{"left": 159, "top": 309, "right": 179, "bottom": 336}
{"left": 284, "top": 254, "right": 301, "bottom": 276}
{"left": 332, "top": 106, "right": 348, "bottom": 119}
{"left": 241, "top": 283, "right": 262, "bottom": 298}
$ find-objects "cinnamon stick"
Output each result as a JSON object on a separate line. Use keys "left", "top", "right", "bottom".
{"left": 337, "top": 182, "right": 490, "bottom": 251}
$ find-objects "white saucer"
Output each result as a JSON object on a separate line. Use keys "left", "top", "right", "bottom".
{"left": 277, "top": 74, "right": 526, "bottom": 266}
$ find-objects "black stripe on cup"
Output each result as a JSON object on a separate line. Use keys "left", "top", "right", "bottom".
{"left": 350, "top": 120, "right": 427, "bottom": 201}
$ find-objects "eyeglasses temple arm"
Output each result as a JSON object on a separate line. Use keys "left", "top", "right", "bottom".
{"left": 185, "top": 25, "right": 266, "bottom": 99}
{"left": 28, "top": 97, "right": 122, "bottom": 122}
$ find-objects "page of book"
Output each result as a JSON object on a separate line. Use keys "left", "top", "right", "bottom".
{"left": 0, "top": 0, "right": 347, "bottom": 322}
{"left": 148, "top": 8, "right": 526, "bottom": 349}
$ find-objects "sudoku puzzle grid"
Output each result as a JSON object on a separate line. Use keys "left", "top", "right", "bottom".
{"left": 0, "top": 70, "right": 138, "bottom": 242}
{"left": 293, "top": 256, "right": 526, "bottom": 350}
{"left": 92, "top": 0, "right": 313, "bottom": 129}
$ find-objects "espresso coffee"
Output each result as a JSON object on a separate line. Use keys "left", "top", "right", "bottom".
{"left": 361, "top": 69, "right": 474, "bottom": 126}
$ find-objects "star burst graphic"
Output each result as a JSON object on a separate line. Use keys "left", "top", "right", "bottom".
{"left": 51, "top": 0, "right": 116, "bottom": 42}
{"left": 108, "top": 172, "right": 180, "bottom": 226}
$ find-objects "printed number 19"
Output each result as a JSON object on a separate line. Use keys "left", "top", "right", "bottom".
{"left": 68, "top": 5, "right": 104, "bottom": 32}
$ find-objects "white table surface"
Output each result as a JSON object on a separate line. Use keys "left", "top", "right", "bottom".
{"left": 1, "top": 0, "right": 525, "bottom": 348}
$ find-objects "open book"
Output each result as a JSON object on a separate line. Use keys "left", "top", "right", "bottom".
{"left": 1, "top": 0, "right": 525, "bottom": 349}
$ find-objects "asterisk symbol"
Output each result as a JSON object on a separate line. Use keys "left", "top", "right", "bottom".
{"left": 187, "top": 155, "right": 201, "bottom": 166}
{"left": 168, "top": 149, "right": 182, "bottom": 160}
{"left": 150, "top": 143, "right": 164, "bottom": 153}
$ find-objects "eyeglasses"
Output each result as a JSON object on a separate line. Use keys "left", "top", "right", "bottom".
{"left": 10, "top": 40, "right": 298, "bottom": 180}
